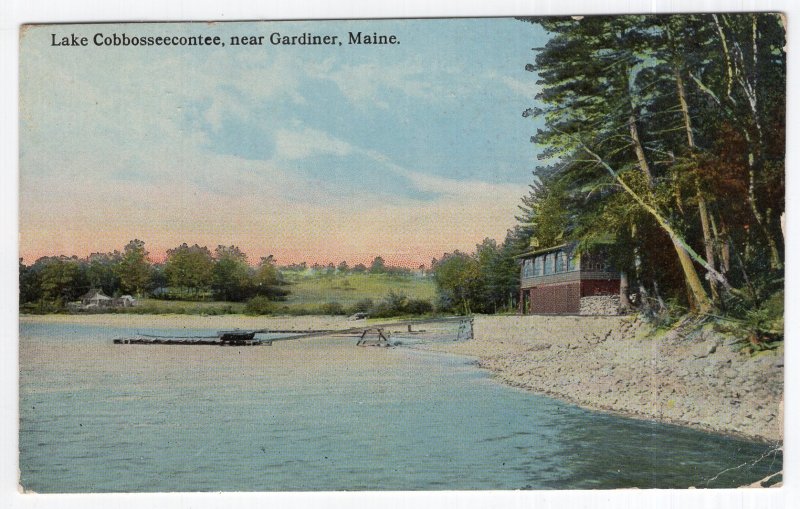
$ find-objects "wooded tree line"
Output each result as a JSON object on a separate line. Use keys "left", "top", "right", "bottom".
{"left": 433, "top": 14, "right": 784, "bottom": 321}
{"left": 520, "top": 13, "right": 784, "bottom": 316}
{"left": 19, "top": 240, "right": 286, "bottom": 308}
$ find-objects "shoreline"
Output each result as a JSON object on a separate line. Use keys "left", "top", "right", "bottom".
{"left": 428, "top": 315, "right": 783, "bottom": 444}
{"left": 20, "top": 313, "right": 783, "bottom": 443}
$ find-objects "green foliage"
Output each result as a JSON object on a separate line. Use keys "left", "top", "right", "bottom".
{"left": 721, "top": 288, "right": 783, "bottom": 353}
{"left": 211, "top": 245, "right": 251, "bottom": 301}
{"left": 244, "top": 296, "right": 276, "bottom": 315}
{"left": 403, "top": 298, "right": 434, "bottom": 315}
{"left": 432, "top": 231, "right": 527, "bottom": 314}
{"left": 350, "top": 298, "right": 374, "bottom": 314}
{"left": 86, "top": 252, "right": 122, "bottom": 296}
{"left": 517, "top": 14, "right": 785, "bottom": 316}
{"left": 116, "top": 240, "right": 151, "bottom": 296}
{"left": 319, "top": 301, "right": 347, "bottom": 315}
{"left": 369, "top": 256, "right": 387, "bottom": 274}
{"left": 280, "top": 272, "right": 435, "bottom": 310}
{"left": 252, "top": 256, "right": 288, "bottom": 300}
{"left": 119, "top": 300, "right": 240, "bottom": 315}
{"left": 19, "top": 240, "right": 293, "bottom": 310}
{"left": 432, "top": 251, "right": 480, "bottom": 314}
{"left": 164, "top": 243, "right": 214, "bottom": 296}
{"left": 369, "top": 291, "right": 434, "bottom": 318}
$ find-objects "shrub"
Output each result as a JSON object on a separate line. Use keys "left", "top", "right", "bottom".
{"left": 404, "top": 298, "right": 433, "bottom": 315}
{"left": 350, "top": 298, "right": 374, "bottom": 314}
{"left": 366, "top": 291, "right": 433, "bottom": 318}
{"left": 244, "top": 296, "right": 275, "bottom": 315}
{"left": 320, "top": 301, "right": 346, "bottom": 315}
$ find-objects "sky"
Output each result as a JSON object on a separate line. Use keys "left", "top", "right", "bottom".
{"left": 19, "top": 18, "right": 549, "bottom": 267}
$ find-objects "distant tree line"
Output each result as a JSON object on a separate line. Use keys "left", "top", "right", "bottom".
{"left": 19, "top": 240, "right": 287, "bottom": 310}
{"left": 281, "top": 256, "right": 429, "bottom": 277}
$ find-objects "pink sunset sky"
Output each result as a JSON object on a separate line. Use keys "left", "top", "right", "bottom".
{"left": 19, "top": 20, "right": 546, "bottom": 267}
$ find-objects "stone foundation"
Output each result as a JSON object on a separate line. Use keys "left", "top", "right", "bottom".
{"left": 579, "top": 295, "right": 620, "bottom": 315}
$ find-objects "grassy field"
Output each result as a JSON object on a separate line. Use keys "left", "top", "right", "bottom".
{"left": 279, "top": 272, "right": 437, "bottom": 310}
{"left": 104, "top": 273, "right": 437, "bottom": 315}
{"left": 122, "top": 299, "right": 246, "bottom": 315}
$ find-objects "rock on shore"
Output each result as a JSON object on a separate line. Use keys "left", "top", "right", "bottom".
{"left": 430, "top": 315, "right": 783, "bottom": 443}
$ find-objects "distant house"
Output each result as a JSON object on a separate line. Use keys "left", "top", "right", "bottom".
{"left": 77, "top": 290, "right": 137, "bottom": 309}
{"left": 80, "top": 289, "right": 113, "bottom": 308}
{"left": 516, "top": 243, "right": 621, "bottom": 315}
{"left": 114, "top": 295, "right": 137, "bottom": 307}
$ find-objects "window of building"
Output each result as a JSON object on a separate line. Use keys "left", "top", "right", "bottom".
{"left": 544, "top": 253, "right": 555, "bottom": 275}
{"left": 556, "top": 251, "right": 567, "bottom": 272}
{"left": 534, "top": 256, "right": 543, "bottom": 276}
{"left": 522, "top": 259, "right": 533, "bottom": 278}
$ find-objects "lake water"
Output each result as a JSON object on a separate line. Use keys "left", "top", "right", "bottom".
{"left": 19, "top": 321, "right": 781, "bottom": 492}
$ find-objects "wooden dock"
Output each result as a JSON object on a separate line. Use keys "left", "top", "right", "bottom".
{"left": 111, "top": 316, "right": 473, "bottom": 347}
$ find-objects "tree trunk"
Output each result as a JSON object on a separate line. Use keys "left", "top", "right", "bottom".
{"left": 745, "top": 147, "right": 782, "bottom": 270}
{"left": 697, "top": 193, "right": 720, "bottom": 303}
{"left": 619, "top": 271, "right": 632, "bottom": 313}
{"left": 625, "top": 104, "right": 713, "bottom": 313}
{"left": 709, "top": 208, "right": 732, "bottom": 275}
{"left": 631, "top": 223, "right": 652, "bottom": 315}
{"left": 672, "top": 236, "right": 712, "bottom": 313}
{"left": 628, "top": 111, "right": 654, "bottom": 186}
{"left": 675, "top": 67, "right": 721, "bottom": 305}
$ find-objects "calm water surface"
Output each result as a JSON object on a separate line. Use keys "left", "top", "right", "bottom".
{"left": 19, "top": 321, "right": 781, "bottom": 492}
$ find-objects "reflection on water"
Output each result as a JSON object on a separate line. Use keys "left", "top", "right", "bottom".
{"left": 19, "top": 322, "right": 781, "bottom": 492}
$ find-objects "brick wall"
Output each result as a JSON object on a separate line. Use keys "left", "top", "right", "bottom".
{"left": 529, "top": 282, "right": 581, "bottom": 314}
{"left": 580, "top": 278, "right": 620, "bottom": 297}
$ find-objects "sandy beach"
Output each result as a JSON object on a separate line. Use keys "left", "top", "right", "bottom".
{"left": 20, "top": 313, "right": 783, "bottom": 443}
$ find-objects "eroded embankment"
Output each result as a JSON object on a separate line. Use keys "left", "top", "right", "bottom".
{"left": 430, "top": 315, "right": 783, "bottom": 443}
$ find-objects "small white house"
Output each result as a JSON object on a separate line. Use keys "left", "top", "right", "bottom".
{"left": 116, "top": 295, "right": 137, "bottom": 307}
{"left": 81, "top": 289, "right": 112, "bottom": 308}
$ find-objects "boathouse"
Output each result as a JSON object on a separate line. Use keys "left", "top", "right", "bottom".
{"left": 517, "top": 243, "right": 621, "bottom": 315}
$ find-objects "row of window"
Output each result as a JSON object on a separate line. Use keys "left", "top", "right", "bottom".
{"left": 521, "top": 250, "right": 575, "bottom": 278}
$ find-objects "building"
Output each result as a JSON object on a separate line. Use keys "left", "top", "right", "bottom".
{"left": 517, "top": 243, "right": 621, "bottom": 315}
{"left": 80, "top": 289, "right": 113, "bottom": 308}
{"left": 75, "top": 289, "right": 137, "bottom": 310}
{"left": 114, "top": 295, "right": 137, "bottom": 307}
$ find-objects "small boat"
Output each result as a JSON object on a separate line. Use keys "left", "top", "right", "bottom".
{"left": 217, "top": 330, "right": 257, "bottom": 345}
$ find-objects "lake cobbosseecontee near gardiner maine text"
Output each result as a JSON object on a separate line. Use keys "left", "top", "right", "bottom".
{"left": 50, "top": 31, "right": 399, "bottom": 47}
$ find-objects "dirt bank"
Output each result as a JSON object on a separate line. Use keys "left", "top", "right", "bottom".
{"left": 429, "top": 315, "right": 783, "bottom": 443}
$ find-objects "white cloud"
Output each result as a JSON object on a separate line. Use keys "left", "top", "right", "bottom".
{"left": 274, "top": 127, "right": 354, "bottom": 160}
{"left": 19, "top": 22, "right": 534, "bottom": 266}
